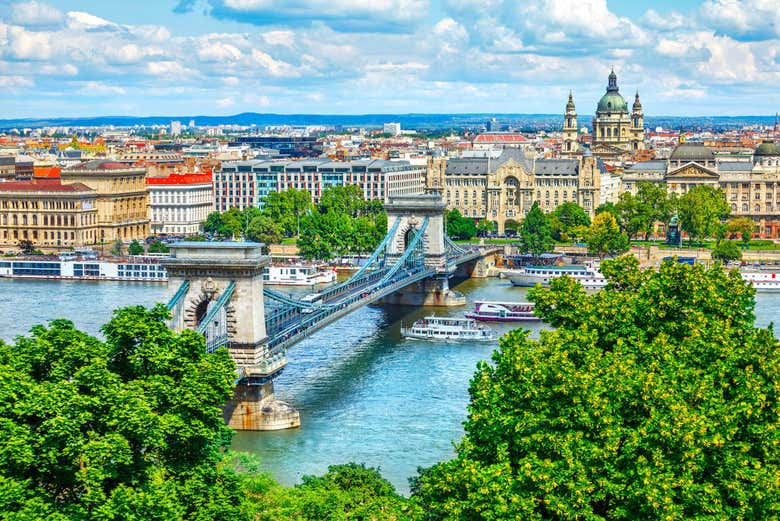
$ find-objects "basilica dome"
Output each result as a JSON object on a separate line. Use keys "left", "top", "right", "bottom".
{"left": 596, "top": 91, "right": 628, "bottom": 113}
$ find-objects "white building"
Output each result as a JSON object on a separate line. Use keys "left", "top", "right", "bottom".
{"left": 383, "top": 122, "right": 401, "bottom": 136}
{"left": 170, "top": 121, "right": 182, "bottom": 137}
{"left": 146, "top": 173, "right": 213, "bottom": 235}
{"left": 599, "top": 169, "right": 622, "bottom": 205}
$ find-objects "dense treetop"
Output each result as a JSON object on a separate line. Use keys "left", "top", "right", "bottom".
{"left": 414, "top": 256, "right": 780, "bottom": 519}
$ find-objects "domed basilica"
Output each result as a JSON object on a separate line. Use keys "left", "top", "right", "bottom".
{"left": 563, "top": 69, "right": 645, "bottom": 158}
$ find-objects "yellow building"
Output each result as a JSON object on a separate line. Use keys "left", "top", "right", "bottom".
{"left": 0, "top": 179, "right": 98, "bottom": 250}
{"left": 428, "top": 148, "right": 604, "bottom": 233}
{"left": 61, "top": 160, "right": 150, "bottom": 242}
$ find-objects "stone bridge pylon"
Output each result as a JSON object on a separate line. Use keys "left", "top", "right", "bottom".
{"left": 162, "top": 242, "right": 300, "bottom": 431}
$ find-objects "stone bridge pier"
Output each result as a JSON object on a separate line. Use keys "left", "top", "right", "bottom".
{"left": 162, "top": 242, "right": 300, "bottom": 431}
{"left": 379, "top": 194, "right": 465, "bottom": 306}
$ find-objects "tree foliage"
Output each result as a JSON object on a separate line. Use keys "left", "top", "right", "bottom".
{"left": 128, "top": 240, "right": 144, "bottom": 256}
{"left": 727, "top": 216, "right": 757, "bottom": 247}
{"left": 245, "top": 216, "right": 283, "bottom": 246}
{"left": 298, "top": 186, "right": 386, "bottom": 260}
{"left": 518, "top": 202, "right": 554, "bottom": 257}
{"left": 712, "top": 239, "right": 742, "bottom": 263}
{"left": 678, "top": 185, "right": 730, "bottom": 245}
{"left": 148, "top": 240, "right": 170, "bottom": 254}
{"left": 110, "top": 239, "right": 123, "bottom": 257}
{"left": 446, "top": 209, "right": 477, "bottom": 240}
{"left": 262, "top": 188, "right": 313, "bottom": 237}
{"left": 0, "top": 305, "right": 244, "bottom": 520}
{"left": 413, "top": 257, "right": 780, "bottom": 520}
{"left": 551, "top": 202, "right": 590, "bottom": 241}
{"left": 253, "top": 464, "right": 420, "bottom": 520}
{"left": 585, "top": 211, "right": 629, "bottom": 258}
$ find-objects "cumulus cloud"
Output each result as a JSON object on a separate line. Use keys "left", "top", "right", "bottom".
{"left": 188, "top": 0, "right": 430, "bottom": 32}
{"left": 701, "top": 0, "right": 780, "bottom": 40}
{"left": 0, "top": 75, "right": 34, "bottom": 87}
{"left": 10, "top": 1, "right": 63, "bottom": 27}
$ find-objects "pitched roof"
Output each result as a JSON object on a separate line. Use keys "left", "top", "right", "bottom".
{"left": 0, "top": 179, "right": 94, "bottom": 192}
{"left": 535, "top": 159, "right": 578, "bottom": 175}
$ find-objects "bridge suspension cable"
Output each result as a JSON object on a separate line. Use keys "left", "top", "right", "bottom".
{"left": 166, "top": 280, "right": 190, "bottom": 310}
{"left": 379, "top": 217, "right": 429, "bottom": 284}
{"left": 343, "top": 216, "right": 401, "bottom": 282}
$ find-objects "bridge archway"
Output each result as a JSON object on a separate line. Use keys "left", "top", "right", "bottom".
{"left": 385, "top": 194, "right": 446, "bottom": 268}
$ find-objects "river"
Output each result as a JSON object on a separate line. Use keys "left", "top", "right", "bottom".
{"left": 1, "top": 277, "right": 779, "bottom": 494}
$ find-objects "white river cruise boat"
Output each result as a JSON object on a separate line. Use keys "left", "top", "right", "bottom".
{"left": 739, "top": 270, "right": 780, "bottom": 292}
{"left": 508, "top": 262, "right": 607, "bottom": 289}
{"left": 0, "top": 257, "right": 167, "bottom": 282}
{"left": 262, "top": 264, "right": 337, "bottom": 286}
{"left": 464, "top": 301, "right": 539, "bottom": 322}
{"left": 401, "top": 316, "right": 497, "bottom": 342}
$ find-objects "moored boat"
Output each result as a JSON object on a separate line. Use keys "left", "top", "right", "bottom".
{"left": 739, "top": 270, "right": 780, "bottom": 292}
{"left": 508, "top": 262, "right": 606, "bottom": 289}
{"left": 401, "top": 316, "right": 496, "bottom": 341}
{"left": 464, "top": 300, "right": 539, "bottom": 322}
{"left": 262, "top": 263, "right": 337, "bottom": 286}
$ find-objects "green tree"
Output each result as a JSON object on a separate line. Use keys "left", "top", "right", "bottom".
{"left": 727, "top": 216, "right": 757, "bottom": 248}
{"left": 518, "top": 202, "right": 554, "bottom": 257}
{"left": 17, "top": 239, "right": 34, "bottom": 254}
{"left": 222, "top": 208, "right": 244, "bottom": 239}
{"left": 110, "top": 238, "right": 123, "bottom": 256}
{"left": 203, "top": 211, "right": 227, "bottom": 236}
{"left": 712, "top": 239, "right": 742, "bottom": 263}
{"left": 0, "top": 305, "right": 245, "bottom": 520}
{"left": 261, "top": 189, "right": 313, "bottom": 237}
{"left": 245, "top": 215, "right": 283, "bottom": 245}
{"left": 585, "top": 211, "right": 629, "bottom": 258}
{"left": 128, "top": 240, "right": 144, "bottom": 256}
{"left": 413, "top": 257, "right": 780, "bottom": 520}
{"left": 551, "top": 202, "right": 590, "bottom": 241}
{"left": 614, "top": 191, "right": 649, "bottom": 240}
{"left": 148, "top": 240, "right": 170, "bottom": 254}
{"left": 594, "top": 201, "right": 618, "bottom": 219}
{"left": 254, "top": 464, "right": 420, "bottom": 520}
{"left": 297, "top": 213, "right": 334, "bottom": 261}
{"left": 636, "top": 182, "right": 674, "bottom": 240}
{"left": 446, "top": 209, "right": 477, "bottom": 240}
{"left": 677, "top": 185, "right": 730, "bottom": 246}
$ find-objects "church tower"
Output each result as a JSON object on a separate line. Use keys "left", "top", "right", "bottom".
{"left": 630, "top": 91, "right": 645, "bottom": 151}
{"left": 563, "top": 91, "right": 578, "bottom": 155}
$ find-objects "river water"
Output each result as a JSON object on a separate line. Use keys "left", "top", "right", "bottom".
{"left": 1, "top": 277, "right": 779, "bottom": 494}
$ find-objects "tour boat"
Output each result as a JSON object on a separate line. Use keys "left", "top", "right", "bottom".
{"left": 262, "top": 264, "right": 337, "bottom": 286}
{"left": 464, "top": 300, "right": 539, "bottom": 322}
{"left": 401, "top": 316, "right": 496, "bottom": 341}
{"left": 0, "top": 256, "right": 167, "bottom": 282}
{"left": 739, "top": 270, "right": 780, "bottom": 292}
{"left": 508, "top": 262, "right": 607, "bottom": 289}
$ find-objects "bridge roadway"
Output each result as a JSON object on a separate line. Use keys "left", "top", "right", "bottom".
{"left": 264, "top": 248, "right": 486, "bottom": 354}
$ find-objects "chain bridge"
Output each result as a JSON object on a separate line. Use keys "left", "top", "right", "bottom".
{"left": 161, "top": 194, "right": 502, "bottom": 430}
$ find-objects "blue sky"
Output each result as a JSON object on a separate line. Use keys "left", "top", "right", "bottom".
{"left": 0, "top": 0, "right": 778, "bottom": 118}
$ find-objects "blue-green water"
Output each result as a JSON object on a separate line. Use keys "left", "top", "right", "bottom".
{"left": 1, "top": 277, "right": 779, "bottom": 494}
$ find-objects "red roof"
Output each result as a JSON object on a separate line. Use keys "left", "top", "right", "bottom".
{"left": 473, "top": 133, "right": 528, "bottom": 143}
{"left": 0, "top": 179, "right": 93, "bottom": 192}
{"left": 33, "top": 166, "right": 61, "bottom": 179}
{"left": 146, "top": 173, "right": 212, "bottom": 185}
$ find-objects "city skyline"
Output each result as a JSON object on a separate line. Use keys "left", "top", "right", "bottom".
{"left": 0, "top": 0, "right": 778, "bottom": 118}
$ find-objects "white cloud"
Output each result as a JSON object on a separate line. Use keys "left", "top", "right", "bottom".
{"left": 7, "top": 26, "right": 52, "bottom": 60}
{"left": 0, "top": 75, "right": 34, "bottom": 87}
{"left": 146, "top": 60, "right": 190, "bottom": 76}
{"left": 216, "top": 97, "right": 235, "bottom": 107}
{"left": 77, "top": 81, "right": 126, "bottom": 95}
{"left": 10, "top": 1, "right": 63, "bottom": 27}
{"left": 261, "top": 30, "right": 295, "bottom": 47}
{"left": 65, "top": 11, "right": 119, "bottom": 31}
{"left": 197, "top": 41, "right": 242, "bottom": 62}
{"left": 701, "top": 0, "right": 780, "bottom": 40}
{"left": 249, "top": 49, "right": 301, "bottom": 77}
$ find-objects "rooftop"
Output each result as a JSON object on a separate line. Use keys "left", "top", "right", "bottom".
{"left": 0, "top": 179, "right": 93, "bottom": 193}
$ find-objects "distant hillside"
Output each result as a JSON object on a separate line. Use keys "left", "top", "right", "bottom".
{"left": 0, "top": 112, "right": 776, "bottom": 132}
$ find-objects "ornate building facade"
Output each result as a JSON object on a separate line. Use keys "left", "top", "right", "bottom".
{"left": 562, "top": 92, "right": 578, "bottom": 155}
{"left": 427, "top": 148, "right": 605, "bottom": 233}
{"left": 584, "top": 69, "right": 645, "bottom": 158}
{"left": 622, "top": 141, "right": 780, "bottom": 238}
{"left": 0, "top": 179, "right": 98, "bottom": 250}
{"left": 61, "top": 160, "right": 150, "bottom": 242}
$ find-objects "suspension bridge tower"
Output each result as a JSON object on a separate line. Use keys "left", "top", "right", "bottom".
{"left": 162, "top": 242, "right": 300, "bottom": 431}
